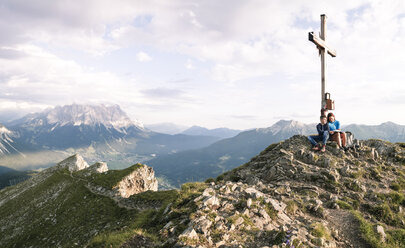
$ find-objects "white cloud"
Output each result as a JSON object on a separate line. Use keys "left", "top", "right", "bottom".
{"left": 136, "top": 51, "right": 152, "bottom": 62}
{"left": 185, "top": 59, "right": 194, "bottom": 70}
{"left": 1, "top": 0, "right": 405, "bottom": 128}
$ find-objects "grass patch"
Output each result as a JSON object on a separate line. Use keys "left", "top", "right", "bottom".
{"left": 353, "top": 211, "right": 405, "bottom": 248}
{"left": 310, "top": 222, "right": 331, "bottom": 240}
{"left": 390, "top": 183, "right": 401, "bottom": 191}
{"left": 285, "top": 200, "right": 298, "bottom": 215}
{"left": 263, "top": 203, "right": 278, "bottom": 220}
{"left": 336, "top": 200, "right": 353, "bottom": 210}
{"left": 364, "top": 203, "right": 403, "bottom": 228}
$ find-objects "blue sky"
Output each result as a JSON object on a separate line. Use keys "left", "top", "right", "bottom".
{"left": 0, "top": 0, "right": 405, "bottom": 129}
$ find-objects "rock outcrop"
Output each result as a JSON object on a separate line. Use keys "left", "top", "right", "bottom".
{"left": 56, "top": 154, "right": 89, "bottom": 172}
{"left": 115, "top": 165, "right": 158, "bottom": 198}
{"left": 88, "top": 162, "right": 109, "bottom": 173}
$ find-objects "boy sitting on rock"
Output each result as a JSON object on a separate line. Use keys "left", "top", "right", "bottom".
{"left": 308, "top": 115, "right": 330, "bottom": 152}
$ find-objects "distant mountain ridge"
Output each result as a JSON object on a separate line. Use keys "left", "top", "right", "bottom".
{"left": 148, "top": 120, "right": 405, "bottom": 188}
{"left": 181, "top": 126, "right": 242, "bottom": 139}
{"left": 344, "top": 121, "right": 405, "bottom": 142}
{"left": 0, "top": 104, "right": 222, "bottom": 170}
{"left": 145, "top": 122, "right": 189, "bottom": 135}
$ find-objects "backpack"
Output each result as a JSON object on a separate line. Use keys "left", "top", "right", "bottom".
{"left": 345, "top": 131, "right": 354, "bottom": 148}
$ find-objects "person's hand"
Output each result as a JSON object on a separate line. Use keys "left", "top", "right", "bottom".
{"left": 329, "top": 131, "right": 334, "bottom": 134}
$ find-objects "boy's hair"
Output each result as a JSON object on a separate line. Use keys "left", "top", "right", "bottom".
{"left": 320, "top": 115, "right": 327, "bottom": 119}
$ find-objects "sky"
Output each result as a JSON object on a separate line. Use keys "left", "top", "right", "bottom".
{"left": 0, "top": 0, "right": 405, "bottom": 129}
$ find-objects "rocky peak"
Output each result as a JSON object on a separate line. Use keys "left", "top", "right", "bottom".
{"left": 167, "top": 135, "right": 405, "bottom": 247}
{"left": 56, "top": 154, "right": 89, "bottom": 172}
{"left": 258, "top": 120, "right": 314, "bottom": 135}
{"left": 10, "top": 104, "right": 144, "bottom": 130}
{"left": 0, "top": 124, "right": 12, "bottom": 135}
{"left": 88, "top": 162, "right": 109, "bottom": 174}
{"left": 114, "top": 165, "right": 158, "bottom": 198}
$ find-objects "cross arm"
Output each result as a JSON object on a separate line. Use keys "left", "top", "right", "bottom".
{"left": 308, "top": 32, "right": 337, "bottom": 57}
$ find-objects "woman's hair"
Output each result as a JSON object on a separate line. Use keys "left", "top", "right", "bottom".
{"left": 327, "top": 112, "right": 335, "bottom": 122}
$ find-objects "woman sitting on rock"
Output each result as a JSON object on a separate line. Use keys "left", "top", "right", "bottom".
{"left": 327, "top": 113, "right": 346, "bottom": 149}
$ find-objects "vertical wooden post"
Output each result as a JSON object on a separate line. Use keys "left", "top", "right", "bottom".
{"left": 309, "top": 14, "right": 336, "bottom": 111}
{"left": 320, "top": 14, "right": 327, "bottom": 109}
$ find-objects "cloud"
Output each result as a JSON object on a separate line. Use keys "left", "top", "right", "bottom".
{"left": 0, "top": 47, "right": 27, "bottom": 59}
{"left": 185, "top": 59, "right": 194, "bottom": 70}
{"left": 136, "top": 51, "right": 152, "bottom": 62}
{"left": 0, "top": 0, "right": 405, "bottom": 129}
{"left": 0, "top": 44, "right": 150, "bottom": 113}
{"left": 230, "top": 115, "right": 258, "bottom": 120}
{"left": 140, "top": 88, "right": 184, "bottom": 98}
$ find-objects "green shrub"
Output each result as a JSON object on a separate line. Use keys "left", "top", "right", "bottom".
{"left": 310, "top": 223, "right": 331, "bottom": 240}
{"left": 390, "top": 183, "right": 401, "bottom": 191}
{"left": 204, "top": 178, "right": 215, "bottom": 183}
{"left": 336, "top": 200, "right": 353, "bottom": 210}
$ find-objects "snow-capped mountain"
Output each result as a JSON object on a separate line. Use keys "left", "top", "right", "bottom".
{"left": 1, "top": 104, "right": 221, "bottom": 169}
{"left": 6, "top": 104, "right": 149, "bottom": 152}
{"left": 10, "top": 104, "right": 144, "bottom": 132}
{"left": 0, "top": 123, "right": 22, "bottom": 156}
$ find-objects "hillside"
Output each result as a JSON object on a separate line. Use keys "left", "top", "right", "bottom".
{"left": 0, "top": 154, "right": 160, "bottom": 247}
{"left": 1, "top": 135, "right": 404, "bottom": 247}
{"left": 148, "top": 120, "right": 314, "bottom": 188}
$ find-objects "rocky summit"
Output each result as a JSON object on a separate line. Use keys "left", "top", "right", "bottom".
{"left": 0, "top": 135, "right": 404, "bottom": 247}
{"left": 170, "top": 135, "right": 405, "bottom": 248}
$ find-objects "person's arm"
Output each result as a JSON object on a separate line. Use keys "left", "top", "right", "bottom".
{"left": 316, "top": 124, "right": 322, "bottom": 135}
{"left": 328, "top": 123, "right": 334, "bottom": 134}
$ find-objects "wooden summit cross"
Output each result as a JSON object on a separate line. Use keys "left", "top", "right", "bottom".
{"left": 308, "top": 14, "right": 336, "bottom": 112}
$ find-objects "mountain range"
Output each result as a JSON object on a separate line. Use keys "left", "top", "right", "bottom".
{"left": 0, "top": 104, "right": 221, "bottom": 170}
{"left": 145, "top": 122, "right": 189, "bottom": 135}
{"left": 1, "top": 135, "right": 404, "bottom": 247}
{"left": 180, "top": 125, "right": 242, "bottom": 139}
{"left": 149, "top": 120, "right": 405, "bottom": 188}
{"left": 146, "top": 123, "right": 242, "bottom": 139}
{"left": 2, "top": 104, "right": 405, "bottom": 190}
{"left": 344, "top": 121, "right": 405, "bottom": 142}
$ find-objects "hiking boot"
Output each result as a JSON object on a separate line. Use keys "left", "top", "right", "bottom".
{"left": 320, "top": 145, "right": 326, "bottom": 153}
{"left": 312, "top": 145, "right": 320, "bottom": 151}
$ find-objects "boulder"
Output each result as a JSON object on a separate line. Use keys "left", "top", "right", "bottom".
{"left": 375, "top": 225, "right": 386, "bottom": 242}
